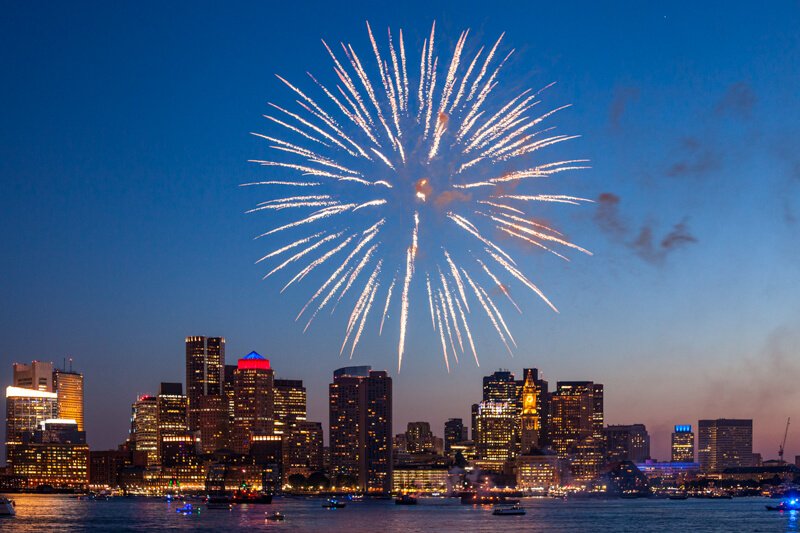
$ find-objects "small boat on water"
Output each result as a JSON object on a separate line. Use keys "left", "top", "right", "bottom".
{"left": 767, "top": 498, "right": 800, "bottom": 511}
{"left": 0, "top": 497, "right": 16, "bottom": 516}
{"left": 265, "top": 511, "right": 285, "bottom": 521}
{"left": 668, "top": 492, "right": 689, "bottom": 500}
{"left": 395, "top": 494, "right": 418, "bottom": 505}
{"left": 322, "top": 498, "right": 346, "bottom": 509}
{"left": 205, "top": 496, "right": 234, "bottom": 510}
{"left": 176, "top": 503, "right": 197, "bottom": 514}
{"left": 493, "top": 504, "right": 526, "bottom": 516}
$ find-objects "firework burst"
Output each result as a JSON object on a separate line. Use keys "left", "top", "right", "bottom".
{"left": 245, "top": 22, "right": 593, "bottom": 371}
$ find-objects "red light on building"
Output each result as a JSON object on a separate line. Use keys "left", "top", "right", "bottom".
{"left": 237, "top": 351, "right": 270, "bottom": 370}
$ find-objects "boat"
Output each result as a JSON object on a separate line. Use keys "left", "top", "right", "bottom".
{"left": 232, "top": 490, "right": 273, "bottom": 504}
{"left": 205, "top": 496, "right": 234, "bottom": 510}
{"left": 322, "top": 498, "right": 346, "bottom": 509}
{"left": 668, "top": 492, "right": 689, "bottom": 500}
{"left": 460, "top": 491, "right": 519, "bottom": 505}
{"left": 176, "top": 503, "right": 197, "bottom": 514}
{"left": 395, "top": 494, "right": 418, "bottom": 505}
{"left": 767, "top": 498, "right": 800, "bottom": 511}
{"left": 265, "top": 511, "right": 285, "bottom": 521}
{"left": 493, "top": 504, "right": 526, "bottom": 516}
{"left": 0, "top": 498, "right": 15, "bottom": 516}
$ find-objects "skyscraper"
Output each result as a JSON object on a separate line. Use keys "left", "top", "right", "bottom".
{"left": 405, "top": 422, "right": 435, "bottom": 454}
{"left": 697, "top": 419, "right": 753, "bottom": 472}
{"left": 5, "top": 386, "right": 59, "bottom": 463}
{"left": 232, "top": 351, "right": 274, "bottom": 454}
{"left": 329, "top": 366, "right": 392, "bottom": 494}
{"left": 274, "top": 379, "right": 306, "bottom": 435}
{"left": 475, "top": 400, "right": 517, "bottom": 472}
{"left": 550, "top": 381, "right": 604, "bottom": 457}
{"left": 550, "top": 381, "right": 604, "bottom": 481}
{"left": 329, "top": 366, "right": 370, "bottom": 480}
{"left": 483, "top": 370, "right": 518, "bottom": 403}
{"left": 520, "top": 368, "right": 550, "bottom": 446}
{"left": 13, "top": 361, "right": 53, "bottom": 392}
{"left": 130, "top": 394, "right": 158, "bottom": 466}
{"left": 671, "top": 425, "right": 695, "bottom": 463}
{"left": 53, "top": 367, "right": 84, "bottom": 431}
{"left": 284, "top": 421, "right": 324, "bottom": 478}
{"left": 8, "top": 419, "right": 89, "bottom": 489}
{"left": 444, "top": 418, "right": 466, "bottom": 452}
{"left": 157, "top": 382, "right": 188, "bottom": 463}
{"left": 185, "top": 336, "right": 225, "bottom": 432}
{"left": 603, "top": 424, "right": 651, "bottom": 463}
{"left": 196, "top": 394, "right": 229, "bottom": 454}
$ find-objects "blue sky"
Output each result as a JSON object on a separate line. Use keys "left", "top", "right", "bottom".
{"left": 1, "top": 1, "right": 799, "bottom": 461}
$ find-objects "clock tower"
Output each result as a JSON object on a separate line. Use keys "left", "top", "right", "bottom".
{"left": 519, "top": 371, "right": 540, "bottom": 454}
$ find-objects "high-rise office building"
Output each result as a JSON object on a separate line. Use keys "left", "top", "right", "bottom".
{"left": 130, "top": 394, "right": 159, "bottom": 466}
{"left": 549, "top": 381, "right": 604, "bottom": 457}
{"left": 8, "top": 419, "right": 89, "bottom": 489}
{"left": 671, "top": 425, "right": 695, "bottom": 463}
{"left": 284, "top": 420, "right": 324, "bottom": 478}
{"left": 475, "top": 401, "right": 517, "bottom": 472}
{"left": 232, "top": 351, "right": 274, "bottom": 454}
{"left": 405, "top": 422, "right": 435, "bottom": 454}
{"left": 157, "top": 383, "right": 188, "bottom": 463}
{"left": 697, "top": 419, "right": 753, "bottom": 472}
{"left": 519, "top": 370, "right": 541, "bottom": 454}
{"left": 471, "top": 403, "right": 479, "bottom": 442}
{"left": 223, "top": 364, "right": 237, "bottom": 425}
{"left": 444, "top": 418, "right": 466, "bottom": 452}
{"left": 5, "top": 386, "right": 59, "bottom": 463}
{"left": 274, "top": 379, "right": 306, "bottom": 435}
{"left": 196, "top": 395, "right": 229, "bottom": 454}
{"left": 185, "top": 336, "right": 225, "bottom": 432}
{"left": 483, "top": 370, "right": 518, "bottom": 404}
{"left": 604, "top": 424, "right": 651, "bottom": 463}
{"left": 53, "top": 367, "right": 84, "bottom": 431}
{"left": 329, "top": 366, "right": 392, "bottom": 494}
{"left": 13, "top": 361, "right": 54, "bottom": 392}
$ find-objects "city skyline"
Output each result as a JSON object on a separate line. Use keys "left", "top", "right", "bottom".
{"left": 2, "top": 1, "right": 799, "bottom": 473}
{"left": 0, "top": 345, "right": 791, "bottom": 465}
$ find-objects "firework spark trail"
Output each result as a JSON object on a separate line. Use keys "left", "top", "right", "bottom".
{"left": 437, "top": 288, "right": 459, "bottom": 363}
{"left": 433, "top": 293, "right": 450, "bottom": 372}
{"left": 297, "top": 220, "right": 384, "bottom": 321}
{"left": 426, "top": 273, "right": 436, "bottom": 330}
{"left": 397, "top": 212, "right": 419, "bottom": 371}
{"left": 438, "top": 269, "right": 464, "bottom": 353}
{"left": 247, "top": 23, "right": 592, "bottom": 369}
{"left": 281, "top": 235, "right": 354, "bottom": 292}
{"left": 443, "top": 249, "right": 469, "bottom": 311}
{"left": 379, "top": 275, "right": 397, "bottom": 335}
{"left": 476, "top": 258, "right": 522, "bottom": 313}
{"left": 461, "top": 268, "right": 513, "bottom": 355}
{"left": 453, "top": 292, "right": 478, "bottom": 365}
{"left": 263, "top": 232, "right": 343, "bottom": 279}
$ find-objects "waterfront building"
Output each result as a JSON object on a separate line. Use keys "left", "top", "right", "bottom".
{"left": 89, "top": 449, "right": 130, "bottom": 489}
{"left": 635, "top": 460, "right": 700, "bottom": 485}
{"left": 671, "top": 424, "right": 695, "bottom": 463}
{"left": 5, "top": 386, "right": 59, "bottom": 463}
{"left": 185, "top": 336, "right": 225, "bottom": 432}
{"left": 53, "top": 367, "right": 84, "bottom": 431}
{"left": 392, "top": 465, "right": 451, "bottom": 494}
{"left": 156, "top": 383, "right": 188, "bottom": 464}
{"left": 8, "top": 419, "right": 88, "bottom": 490}
{"left": 130, "top": 394, "right": 159, "bottom": 466}
{"left": 329, "top": 366, "right": 392, "bottom": 494}
{"left": 697, "top": 418, "right": 753, "bottom": 472}
{"left": 13, "top": 360, "right": 53, "bottom": 391}
{"left": 160, "top": 433, "right": 199, "bottom": 467}
{"left": 516, "top": 451, "right": 561, "bottom": 491}
{"left": 604, "top": 424, "right": 651, "bottom": 464}
{"left": 474, "top": 400, "right": 516, "bottom": 472}
{"left": 444, "top": 418, "right": 466, "bottom": 453}
{"left": 231, "top": 351, "right": 274, "bottom": 454}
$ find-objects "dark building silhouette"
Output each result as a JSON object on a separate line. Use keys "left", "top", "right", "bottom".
{"left": 698, "top": 419, "right": 753, "bottom": 472}
{"left": 185, "top": 336, "right": 225, "bottom": 432}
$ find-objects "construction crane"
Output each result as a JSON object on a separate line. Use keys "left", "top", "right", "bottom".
{"left": 779, "top": 417, "right": 791, "bottom": 465}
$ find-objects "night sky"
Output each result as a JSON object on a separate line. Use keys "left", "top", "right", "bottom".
{"left": 2, "top": 1, "right": 799, "bottom": 462}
